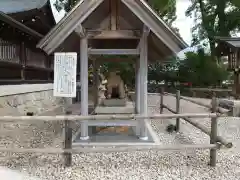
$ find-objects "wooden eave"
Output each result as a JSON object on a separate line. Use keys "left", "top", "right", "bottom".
{"left": 7, "top": 1, "right": 56, "bottom": 35}
{"left": 0, "top": 11, "right": 43, "bottom": 40}
{"left": 215, "top": 36, "right": 240, "bottom": 56}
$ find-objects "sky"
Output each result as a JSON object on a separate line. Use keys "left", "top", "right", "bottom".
{"left": 174, "top": 0, "right": 194, "bottom": 45}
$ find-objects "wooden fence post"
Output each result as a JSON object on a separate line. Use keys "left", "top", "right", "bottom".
{"left": 160, "top": 87, "right": 164, "bottom": 114}
{"left": 64, "top": 110, "right": 72, "bottom": 167}
{"left": 176, "top": 90, "right": 180, "bottom": 131}
{"left": 209, "top": 94, "right": 218, "bottom": 167}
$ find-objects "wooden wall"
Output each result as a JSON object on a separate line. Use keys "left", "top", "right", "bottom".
{"left": 0, "top": 38, "right": 53, "bottom": 85}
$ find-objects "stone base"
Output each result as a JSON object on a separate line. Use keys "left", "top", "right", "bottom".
{"left": 96, "top": 126, "right": 130, "bottom": 133}
{"left": 0, "top": 84, "right": 65, "bottom": 115}
{"left": 102, "top": 98, "right": 126, "bottom": 107}
{"left": 95, "top": 102, "right": 134, "bottom": 114}
{"left": 74, "top": 125, "right": 156, "bottom": 145}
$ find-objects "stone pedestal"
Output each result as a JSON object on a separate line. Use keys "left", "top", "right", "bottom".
{"left": 94, "top": 101, "right": 134, "bottom": 134}
{"left": 102, "top": 98, "right": 126, "bottom": 107}
{"left": 95, "top": 101, "right": 134, "bottom": 114}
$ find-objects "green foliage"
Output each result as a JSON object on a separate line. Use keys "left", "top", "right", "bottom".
{"left": 186, "top": 0, "right": 240, "bottom": 57}
{"left": 148, "top": 0, "right": 177, "bottom": 25}
{"left": 99, "top": 60, "right": 135, "bottom": 88}
{"left": 54, "top": 0, "right": 78, "bottom": 12}
{"left": 178, "top": 49, "right": 229, "bottom": 86}
{"left": 148, "top": 57, "right": 180, "bottom": 83}
{"left": 148, "top": 49, "right": 229, "bottom": 87}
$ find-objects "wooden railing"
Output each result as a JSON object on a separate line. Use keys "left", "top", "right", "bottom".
{"left": 0, "top": 39, "right": 20, "bottom": 63}
{"left": 157, "top": 88, "right": 233, "bottom": 166}
{"left": 0, "top": 38, "right": 53, "bottom": 82}
{"left": 0, "top": 94, "right": 233, "bottom": 168}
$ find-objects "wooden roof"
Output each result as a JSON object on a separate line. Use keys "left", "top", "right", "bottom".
{"left": 215, "top": 36, "right": 240, "bottom": 56}
{"left": 0, "top": 0, "right": 55, "bottom": 35}
{"left": 37, "top": 0, "right": 188, "bottom": 62}
{"left": 0, "top": 11, "right": 43, "bottom": 39}
{"left": 0, "top": 0, "right": 48, "bottom": 14}
{"left": 215, "top": 37, "right": 240, "bottom": 48}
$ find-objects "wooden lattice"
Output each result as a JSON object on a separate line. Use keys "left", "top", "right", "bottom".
{"left": 0, "top": 38, "right": 20, "bottom": 63}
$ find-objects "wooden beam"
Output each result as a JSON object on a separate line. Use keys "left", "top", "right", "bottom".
{"left": 19, "top": 42, "right": 26, "bottom": 80}
{"left": 87, "top": 30, "right": 141, "bottom": 39}
{"left": 88, "top": 48, "right": 140, "bottom": 55}
{"left": 0, "top": 80, "right": 53, "bottom": 85}
{"left": 93, "top": 58, "right": 135, "bottom": 64}
{"left": 110, "top": 0, "right": 117, "bottom": 30}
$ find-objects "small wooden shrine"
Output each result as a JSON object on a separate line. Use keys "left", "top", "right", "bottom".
{"left": 37, "top": 0, "right": 187, "bottom": 144}
{"left": 215, "top": 37, "right": 240, "bottom": 95}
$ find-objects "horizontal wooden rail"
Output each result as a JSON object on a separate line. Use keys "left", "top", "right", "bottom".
{"left": 0, "top": 144, "right": 219, "bottom": 154}
{"left": 0, "top": 80, "right": 53, "bottom": 85}
{"left": 189, "top": 88, "right": 232, "bottom": 92}
{"left": 0, "top": 113, "right": 221, "bottom": 122}
{"left": 164, "top": 92, "right": 229, "bottom": 114}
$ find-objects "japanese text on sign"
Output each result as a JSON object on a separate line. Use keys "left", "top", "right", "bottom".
{"left": 53, "top": 52, "right": 77, "bottom": 97}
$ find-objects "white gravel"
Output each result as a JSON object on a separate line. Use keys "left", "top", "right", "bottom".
{"left": 0, "top": 94, "right": 240, "bottom": 180}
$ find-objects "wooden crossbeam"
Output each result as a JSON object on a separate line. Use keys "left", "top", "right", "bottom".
{"left": 88, "top": 48, "right": 140, "bottom": 55}
{"left": 87, "top": 30, "right": 141, "bottom": 39}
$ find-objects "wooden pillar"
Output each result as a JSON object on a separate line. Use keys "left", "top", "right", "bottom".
{"left": 134, "top": 58, "right": 141, "bottom": 136}
{"left": 20, "top": 42, "right": 26, "bottom": 80}
{"left": 80, "top": 37, "right": 89, "bottom": 140}
{"left": 47, "top": 55, "right": 53, "bottom": 80}
{"left": 236, "top": 49, "right": 240, "bottom": 97}
{"left": 93, "top": 60, "right": 99, "bottom": 107}
{"left": 139, "top": 28, "right": 148, "bottom": 140}
{"left": 135, "top": 58, "right": 140, "bottom": 114}
{"left": 110, "top": 0, "right": 117, "bottom": 30}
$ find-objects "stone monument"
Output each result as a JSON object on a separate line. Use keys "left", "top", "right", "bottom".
{"left": 103, "top": 71, "right": 126, "bottom": 106}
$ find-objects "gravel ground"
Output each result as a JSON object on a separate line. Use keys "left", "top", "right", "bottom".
{"left": 0, "top": 94, "right": 240, "bottom": 180}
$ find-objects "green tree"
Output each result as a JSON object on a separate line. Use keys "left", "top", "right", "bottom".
{"left": 186, "top": 0, "right": 240, "bottom": 61}
{"left": 148, "top": 56, "right": 180, "bottom": 84}
{"left": 178, "top": 49, "right": 229, "bottom": 87}
{"left": 100, "top": 59, "right": 135, "bottom": 88}
{"left": 148, "top": 0, "right": 177, "bottom": 25}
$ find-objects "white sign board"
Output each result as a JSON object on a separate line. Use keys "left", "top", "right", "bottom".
{"left": 53, "top": 52, "right": 77, "bottom": 97}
